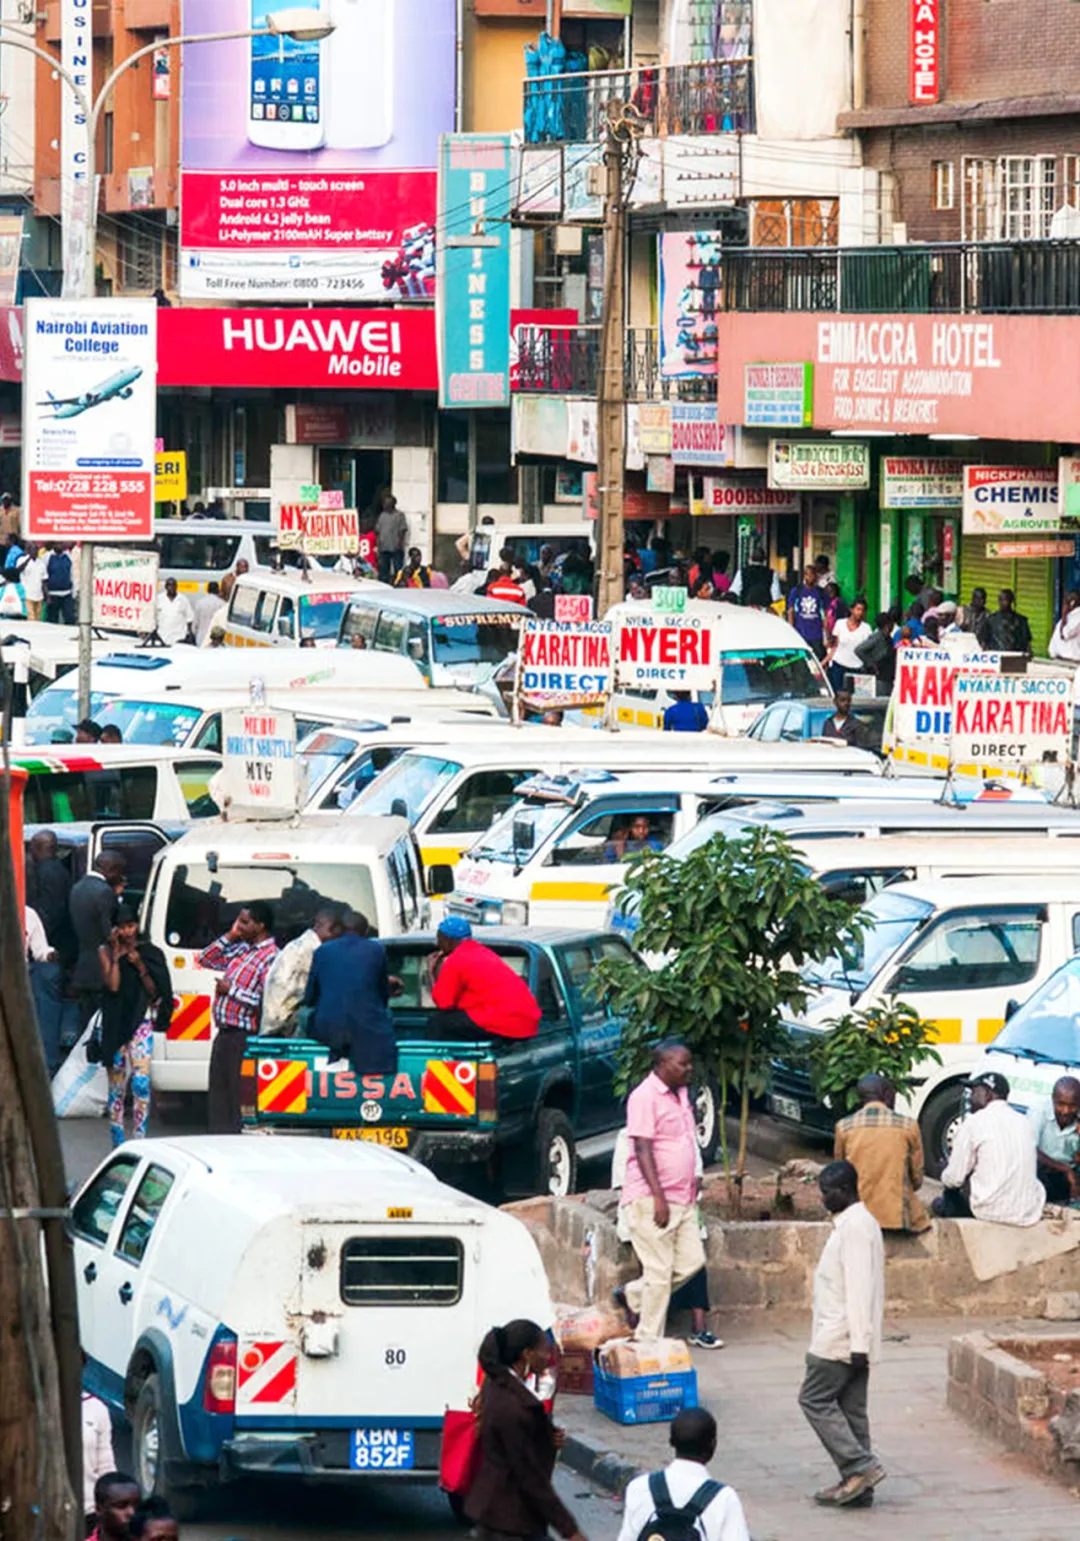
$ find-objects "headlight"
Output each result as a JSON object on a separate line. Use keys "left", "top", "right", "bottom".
{"left": 501, "top": 900, "right": 529, "bottom": 926}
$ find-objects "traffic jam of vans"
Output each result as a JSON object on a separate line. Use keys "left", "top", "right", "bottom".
{"left": 9, "top": 498, "right": 1080, "bottom": 1524}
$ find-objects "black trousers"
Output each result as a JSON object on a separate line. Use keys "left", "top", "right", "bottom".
{"left": 932, "top": 1187, "right": 973, "bottom": 1219}
{"left": 1039, "top": 1164, "right": 1073, "bottom": 1205}
{"left": 208, "top": 1028, "right": 248, "bottom": 1134}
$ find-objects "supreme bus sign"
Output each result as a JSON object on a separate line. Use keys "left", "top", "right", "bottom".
{"left": 616, "top": 609, "right": 715, "bottom": 691}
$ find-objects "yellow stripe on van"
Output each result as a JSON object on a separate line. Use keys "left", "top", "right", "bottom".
{"left": 529, "top": 881, "right": 613, "bottom": 902}
{"left": 926, "top": 1018, "right": 963, "bottom": 1044}
{"left": 420, "top": 846, "right": 466, "bottom": 869}
{"left": 977, "top": 1018, "right": 1005, "bottom": 1043}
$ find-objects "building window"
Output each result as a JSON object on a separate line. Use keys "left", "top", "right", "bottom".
{"left": 963, "top": 156, "right": 1056, "bottom": 240}
{"left": 436, "top": 410, "right": 518, "bottom": 507}
{"left": 931, "top": 161, "right": 955, "bottom": 212}
{"left": 1064, "top": 155, "right": 1080, "bottom": 210}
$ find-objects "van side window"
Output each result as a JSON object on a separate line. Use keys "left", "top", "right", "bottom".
{"left": 229, "top": 586, "right": 258, "bottom": 627}
{"left": 386, "top": 840, "right": 420, "bottom": 930}
{"left": 560, "top": 943, "right": 606, "bottom": 1024}
{"left": 549, "top": 809, "right": 674, "bottom": 867}
{"left": 251, "top": 591, "right": 278, "bottom": 634}
{"left": 191, "top": 714, "right": 222, "bottom": 753}
{"left": 342, "top": 605, "right": 378, "bottom": 647}
{"left": 97, "top": 826, "right": 170, "bottom": 907}
{"left": 819, "top": 867, "right": 914, "bottom": 904}
{"left": 116, "top": 1165, "right": 175, "bottom": 1266}
{"left": 430, "top": 769, "right": 536, "bottom": 835}
{"left": 890, "top": 912, "right": 1043, "bottom": 994}
{"left": 24, "top": 767, "right": 157, "bottom": 823}
{"left": 158, "top": 534, "right": 240, "bottom": 572}
{"left": 1074, "top": 914, "right": 1080, "bottom": 953}
{"left": 72, "top": 1155, "right": 141, "bottom": 1246}
{"left": 375, "top": 613, "right": 408, "bottom": 654}
{"left": 277, "top": 597, "right": 296, "bottom": 639}
{"left": 534, "top": 954, "right": 567, "bottom": 1025}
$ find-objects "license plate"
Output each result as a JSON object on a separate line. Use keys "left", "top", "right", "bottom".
{"left": 769, "top": 1094, "right": 802, "bottom": 1123}
{"left": 332, "top": 1127, "right": 410, "bottom": 1149}
{"left": 350, "top": 1428, "right": 415, "bottom": 1471}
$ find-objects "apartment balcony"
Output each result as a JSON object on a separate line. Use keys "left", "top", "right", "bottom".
{"left": 523, "top": 58, "right": 754, "bottom": 147}
{"left": 516, "top": 325, "right": 714, "bottom": 401}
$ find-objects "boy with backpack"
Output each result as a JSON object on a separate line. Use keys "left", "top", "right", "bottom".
{"left": 617, "top": 1409, "right": 750, "bottom": 1541}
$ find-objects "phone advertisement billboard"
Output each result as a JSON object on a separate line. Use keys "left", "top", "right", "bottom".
{"left": 179, "top": 0, "right": 456, "bottom": 301}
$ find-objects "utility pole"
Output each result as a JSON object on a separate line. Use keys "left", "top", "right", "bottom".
{"left": 595, "top": 98, "right": 642, "bottom": 618}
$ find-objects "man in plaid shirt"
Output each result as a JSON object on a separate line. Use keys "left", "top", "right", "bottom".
{"left": 199, "top": 901, "right": 278, "bottom": 1133}
{"left": 834, "top": 1074, "right": 930, "bottom": 1233}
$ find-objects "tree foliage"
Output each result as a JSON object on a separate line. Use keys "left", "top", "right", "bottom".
{"left": 806, "top": 998, "right": 942, "bottom": 1115}
{"left": 591, "top": 829, "right": 863, "bottom": 1201}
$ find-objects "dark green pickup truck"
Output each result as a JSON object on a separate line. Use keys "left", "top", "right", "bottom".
{"left": 241, "top": 928, "right": 717, "bottom": 1196}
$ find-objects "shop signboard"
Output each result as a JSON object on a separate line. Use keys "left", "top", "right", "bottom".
{"left": 518, "top": 617, "right": 612, "bottom": 708}
{"left": 986, "top": 540, "right": 1075, "bottom": 560}
{"left": 881, "top": 456, "right": 964, "bottom": 509}
{"left": 277, "top": 504, "right": 360, "bottom": 554}
{"left": 767, "top": 439, "right": 869, "bottom": 491}
{"left": 154, "top": 450, "right": 187, "bottom": 502}
{"left": 702, "top": 476, "right": 802, "bottom": 514}
{"left": 638, "top": 402, "right": 672, "bottom": 456}
{"left": 891, "top": 645, "right": 1001, "bottom": 753}
{"left": 616, "top": 608, "right": 714, "bottom": 691}
{"left": 221, "top": 706, "right": 298, "bottom": 818}
{"left": 744, "top": 363, "right": 813, "bottom": 428}
{"left": 962, "top": 466, "right": 1061, "bottom": 535}
{"left": 658, "top": 231, "right": 723, "bottom": 378}
{"left": 178, "top": 0, "right": 455, "bottom": 301}
{"left": 23, "top": 297, "right": 157, "bottom": 542}
{"left": 910, "top": 0, "right": 940, "bottom": 104}
{"left": 671, "top": 404, "right": 735, "bottom": 467}
{"left": 437, "top": 133, "right": 513, "bottom": 410}
{"left": 92, "top": 548, "right": 159, "bottom": 633}
{"left": 951, "top": 672, "right": 1073, "bottom": 770}
{"left": 1058, "top": 456, "right": 1080, "bottom": 521}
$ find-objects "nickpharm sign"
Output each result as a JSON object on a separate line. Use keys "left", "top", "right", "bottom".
{"left": 962, "top": 466, "right": 1061, "bottom": 535}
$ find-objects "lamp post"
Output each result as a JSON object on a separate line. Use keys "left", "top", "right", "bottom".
{"left": 0, "top": 8, "right": 334, "bottom": 716}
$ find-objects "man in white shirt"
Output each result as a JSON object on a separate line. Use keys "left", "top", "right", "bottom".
{"left": 798, "top": 1159, "right": 886, "bottom": 1509}
{"left": 935, "top": 1070, "right": 1046, "bottom": 1225}
{"left": 617, "top": 1408, "right": 750, "bottom": 1541}
{"left": 154, "top": 577, "right": 195, "bottom": 645}
{"left": 191, "top": 580, "right": 224, "bottom": 646}
{"left": 260, "top": 907, "right": 343, "bottom": 1035}
{"left": 20, "top": 543, "right": 47, "bottom": 620}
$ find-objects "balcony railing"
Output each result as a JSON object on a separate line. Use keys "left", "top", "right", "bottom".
{"left": 517, "top": 326, "right": 714, "bottom": 401}
{"left": 523, "top": 58, "right": 754, "bottom": 146}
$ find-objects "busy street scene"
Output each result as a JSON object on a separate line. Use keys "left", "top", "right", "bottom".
{"left": 9, "top": 0, "right": 1080, "bottom": 1539}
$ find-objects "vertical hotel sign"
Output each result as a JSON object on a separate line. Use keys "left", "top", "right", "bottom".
{"left": 60, "top": 0, "right": 90, "bottom": 298}
{"left": 910, "top": 0, "right": 941, "bottom": 104}
{"left": 437, "top": 133, "right": 512, "bottom": 410}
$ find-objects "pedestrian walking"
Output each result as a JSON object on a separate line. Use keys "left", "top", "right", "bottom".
{"left": 375, "top": 491, "right": 408, "bottom": 583}
{"left": 617, "top": 1041, "right": 721, "bottom": 1348}
{"left": 20, "top": 542, "right": 47, "bottom": 620}
{"left": 262, "top": 905, "right": 342, "bottom": 1035}
{"left": 303, "top": 908, "right": 398, "bottom": 1073}
{"left": 786, "top": 573, "right": 828, "bottom": 658}
{"left": 154, "top": 577, "right": 195, "bottom": 645}
{"left": 617, "top": 1408, "right": 750, "bottom": 1541}
{"left": 465, "top": 1319, "right": 586, "bottom": 1541}
{"left": 69, "top": 852, "right": 125, "bottom": 1029}
{"left": 982, "top": 588, "right": 1033, "bottom": 656}
{"left": 192, "top": 580, "right": 223, "bottom": 646}
{"left": 728, "top": 546, "right": 781, "bottom": 608}
{"left": 199, "top": 903, "right": 278, "bottom": 1134}
{"left": 833, "top": 1074, "right": 930, "bottom": 1233}
{"left": 934, "top": 1070, "right": 1045, "bottom": 1223}
{"left": 663, "top": 690, "right": 708, "bottom": 733}
{"left": 26, "top": 828, "right": 73, "bottom": 952}
{"left": 1049, "top": 592, "right": 1080, "bottom": 663}
{"left": 393, "top": 546, "right": 432, "bottom": 588}
{"left": 45, "top": 545, "right": 76, "bottom": 624}
{"left": 798, "top": 1159, "right": 886, "bottom": 1508}
{"left": 825, "top": 597, "right": 871, "bottom": 692}
{"left": 98, "top": 905, "right": 173, "bottom": 1146}
{"left": 87, "top": 1472, "right": 140, "bottom": 1541}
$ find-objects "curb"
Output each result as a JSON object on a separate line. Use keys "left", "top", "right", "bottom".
{"left": 560, "top": 1430, "right": 642, "bottom": 1497}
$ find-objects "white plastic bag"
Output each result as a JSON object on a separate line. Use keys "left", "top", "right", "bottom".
{"left": 51, "top": 1015, "right": 108, "bottom": 1119}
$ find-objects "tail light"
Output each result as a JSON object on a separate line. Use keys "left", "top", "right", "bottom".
{"left": 239, "top": 1057, "right": 257, "bottom": 1122}
{"left": 203, "top": 1335, "right": 237, "bottom": 1414}
{"left": 477, "top": 1062, "right": 498, "bottom": 1124}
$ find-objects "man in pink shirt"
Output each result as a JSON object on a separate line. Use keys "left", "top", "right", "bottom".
{"left": 617, "top": 1041, "right": 722, "bottom": 1348}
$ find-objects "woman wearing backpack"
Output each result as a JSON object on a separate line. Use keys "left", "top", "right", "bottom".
{"left": 465, "top": 1319, "right": 587, "bottom": 1541}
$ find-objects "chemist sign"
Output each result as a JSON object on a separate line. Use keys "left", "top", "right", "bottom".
{"left": 92, "top": 547, "right": 158, "bottom": 633}
{"left": 220, "top": 706, "right": 298, "bottom": 819}
{"left": 962, "top": 465, "right": 1062, "bottom": 535}
{"left": 519, "top": 618, "right": 612, "bottom": 708}
{"left": 616, "top": 609, "right": 715, "bottom": 691}
{"left": 951, "top": 673, "right": 1074, "bottom": 768}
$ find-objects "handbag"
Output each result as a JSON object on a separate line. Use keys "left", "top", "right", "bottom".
{"left": 854, "top": 628, "right": 890, "bottom": 671}
{"left": 440, "top": 1407, "right": 481, "bottom": 1497}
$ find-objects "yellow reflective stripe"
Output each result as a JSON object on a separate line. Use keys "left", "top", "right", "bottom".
{"left": 529, "top": 880, "right": 612, "bottom": 902}
{"left": 977, "top": 1018, "right": 1005, "bottom": 1043}
{"left": 926, "top": 1018, "right": 963, "bottom": 1044}
{"left": 420, "top": 846, "right": 465, "bottom": 868}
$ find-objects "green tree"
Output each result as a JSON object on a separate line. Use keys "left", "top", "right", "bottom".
{"left": 592, "top": 829, "right": 863, "bottom": 1207}
{"left": 806, "top": 998, "right": 942, "bottom": 1116}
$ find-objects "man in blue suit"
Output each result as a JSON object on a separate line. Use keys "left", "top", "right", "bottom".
{"left": 303, "top": 909, "right": 397, "bottom": 1075}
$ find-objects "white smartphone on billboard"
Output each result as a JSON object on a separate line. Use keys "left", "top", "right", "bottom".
{"left": 248, "top": 0, "right": 328, "bottom": 151}
{"left": 325, "top": 0, "right": 394, "bottom": 150}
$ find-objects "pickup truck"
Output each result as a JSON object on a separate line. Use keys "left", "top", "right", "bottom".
{"left": 241, "top": 928, "right": 719, "bottom": 1196}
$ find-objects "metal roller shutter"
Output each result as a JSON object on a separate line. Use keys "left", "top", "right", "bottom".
{"left": 958, "top": 535, "right": 1005, "bottom": 611}
{"left": 1014, "top": 559, "right": 1055, "bottom": 656}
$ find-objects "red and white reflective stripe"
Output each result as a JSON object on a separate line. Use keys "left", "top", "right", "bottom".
{"left": 236, "top": 1340, "right": 298, "bottom": 1407}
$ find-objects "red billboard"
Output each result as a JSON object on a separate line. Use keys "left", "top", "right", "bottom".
{"left": 910, "top": 0, "right": 940, "bottom": 105}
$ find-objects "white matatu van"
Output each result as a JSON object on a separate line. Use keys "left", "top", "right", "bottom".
{"left": 144, "top": 818, "right": 427, "bottom": 1096}
{"left": 73, "top": 1137, "right": 550, "bottom": 1515}
{"left": 224, "top": 570, "right": 389, "bottom": 650}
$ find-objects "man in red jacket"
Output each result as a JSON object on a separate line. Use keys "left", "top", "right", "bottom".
{"left": 429, "top": 916, "right": 541, "bottom": 1039}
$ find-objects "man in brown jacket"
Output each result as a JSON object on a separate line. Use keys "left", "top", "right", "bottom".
{"left": 834, "top": 1074, "right": 930, "bottom": 1233}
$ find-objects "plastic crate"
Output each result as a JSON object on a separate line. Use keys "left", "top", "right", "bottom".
{"left": 592, "top": 1366, "right": 698, "bottom": 1426}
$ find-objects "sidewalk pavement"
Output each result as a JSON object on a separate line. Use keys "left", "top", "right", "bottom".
{"left": 559, "top": 1316, "right": 1080, "bottom": 1541}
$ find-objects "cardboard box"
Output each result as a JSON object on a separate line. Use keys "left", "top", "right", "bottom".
{"left": 598, "top": 1337, "right": 692, "bottom": 1379}
{"left": 557, "top": 1347, "right": 595, "bottom": 1395}
{"left": 553, "top": 1303, "right": 632, "bottom": 1353}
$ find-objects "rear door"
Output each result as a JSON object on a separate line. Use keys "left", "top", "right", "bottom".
{"left": 557, "top": 938, "right": 627, "bottom": 1133}
{"left": 90, "top": 821, "right": 173, "bottom": 913}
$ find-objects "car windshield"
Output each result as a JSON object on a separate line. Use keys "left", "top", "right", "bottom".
{"left": 346, "top": 752, "right": 461, "bottom": 823}
{"left": 164, "top": 860, "right": 377, "bottom": 950}
{"left": 720, "top": 649, "right": 830, "bottom": 705}
{"left": 24, "top": 687, "right": 202, "bottom": 747}
{"left": 472, "top": 801, "right": 569, "bottom": 862}
{"left": 299, "top": 729, "right": 366, "bottom": 799}
{"left": 803, "top": 889, "right": 932, "bottom": 990}
{"left": 299, "top": 594, "right": 351, "bottom": 642}
{"left": 431, "top": 615, "right": 521, "bottom": 670}
{"left": 993, "top": 959, "right": 1080, "bottom": 1066}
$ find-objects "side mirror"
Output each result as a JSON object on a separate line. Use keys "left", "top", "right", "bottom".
{"left": 277, "top": 615, "right": 293, "bottom": 637}
{"left": 426, "top": 864, "right": 455, "bottom": 896}
{"left": 1004, "top": 998, "right": 1020, "bottom": 1022}
{"left": 390, "top": 797, "right": 408, "bottom": 820}
{"left": 407, "top": 637, "right": 425, "bottom": 662}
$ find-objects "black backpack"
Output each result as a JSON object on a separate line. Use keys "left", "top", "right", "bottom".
{"left": 635, "top": 1471, "right": 725, "bottom": 1541}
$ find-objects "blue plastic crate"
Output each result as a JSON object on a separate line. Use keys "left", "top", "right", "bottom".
{"left": 592, "top": 1366, "right": 698, "bottom": 1426}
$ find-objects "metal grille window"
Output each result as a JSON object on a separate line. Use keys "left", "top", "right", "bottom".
{"left": 116, "top": 215, "right": 165, "bottom": 292}
{"left": 340, "top": 1237, "right": 464, "bottom": 1306}
{"left": 1001, "top": 156, "right": 1056, "bottom": 240}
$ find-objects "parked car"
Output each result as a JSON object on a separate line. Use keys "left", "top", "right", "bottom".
{"left": 746, "top": 697, "right": 889, "bottom": 755}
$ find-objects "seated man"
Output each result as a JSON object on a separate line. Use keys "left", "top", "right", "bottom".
{"left": 429, "top": 916, "right": 540, "bottom": 1039}
{"left": 1028, "top": 1076, "right": 1080, "bottom": 1205}
{"left": 604, "top": 814, "right": 665, "bottom": 863}
{"left": 934, "top": 1071, "right": 1045, "bottom": 1225}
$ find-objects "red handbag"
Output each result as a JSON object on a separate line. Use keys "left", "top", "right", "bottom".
{"left": 440, "top": 1407, "right": 481, "bottom": 1496}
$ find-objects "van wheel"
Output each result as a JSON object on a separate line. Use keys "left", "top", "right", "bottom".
{"left": 693, "top": 1081, "right": 721, "bottom": 1166}
{"left": 536, "top": 1108, "right": 578, "bottom": 1197}
{"left": 919, "top": 1083, "right": 966, "bottom": 1175}
{"left": 131, "top": 1374, "right": 202, "bottom": 1521}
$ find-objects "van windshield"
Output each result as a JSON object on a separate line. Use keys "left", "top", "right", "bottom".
{"left": 473, "top": 801, "right": 568, "bottom": 862}
{"left": 157, "top": 533, "right": 240, "bottom": 572}
{"left": 720, "top": 649, "right": 830, "bottom": 705}
{"left": 802, "top": 889, "right": 932, "bottom": 991}
{"left": 24, "top": 687, "right": 202, "bottom": 747}
{"left": 164, "top": 861, "right": 377, "bottom": 950}
{"left": 993, "top": 959, "right": 1080, "bottom": 1066}
{"left": 346, "top": 753, "right": 461, "bottom": 823}
{"left": 431, "top": 615, "right": 521, "bottom": 673}
{"left": 300, "top": 594, "right": 352, "bottom": 642}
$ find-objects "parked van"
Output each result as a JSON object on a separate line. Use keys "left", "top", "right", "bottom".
{"left": 338, "top": 590, "right": 526, "bottom": 688}
{"left": 600, "top": 601, "right": 832, "bottom": 734}
{"left": 770, "top": 876, "right": 1080, "bottom": 1168}
{"left": 224, "top": 570, "right": 387, "bottom": 649}
{"left": 339, "top": 737, "right": 880, "bottom": 874}
{"left": 465, "top": 520, "right": 595, "bottom": 578}
{"left": 143, "top": 818, "right": 427, "bottom": 1095}
{"left": 15, "top": 746, "right": 221, "bottom": 823}
{"left": 73, "top": 1136, "right": 550, "bottom": 1513}
{"left": 152, "top": 520, "right": 267, "bottom": 594}
{"left": 974, "top": 956, "right": 1080, "bottom": 1120}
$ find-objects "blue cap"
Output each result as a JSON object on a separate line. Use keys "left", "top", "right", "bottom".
{"left": 438, "top": 915, "right": 472, "bottom": 940}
